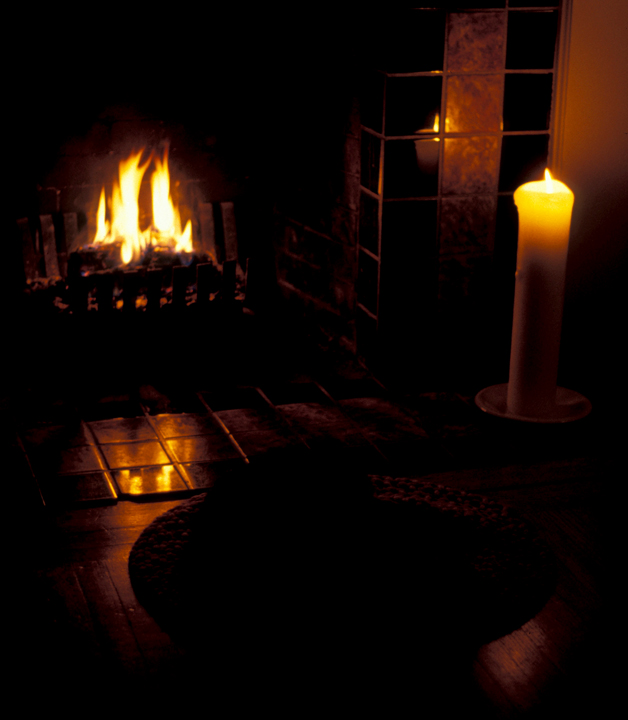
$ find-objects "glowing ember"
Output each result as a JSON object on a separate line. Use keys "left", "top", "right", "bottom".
{"left": 92, "top": 143, "right": 192, "bottom": 264}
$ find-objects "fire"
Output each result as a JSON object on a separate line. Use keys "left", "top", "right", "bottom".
{"left": 94, "top": 187, "right": 109, "bottom": 243}
{"left": 544, "top": 168, "right": 555, "bottom": 194}
{"left": 150, "top": 144, "right": 193, "bottom": 254}
{"left": 111, "top": 149, "right": 152, "bottom": 263}
{"left": 92, "top": 144, "right": 192, "bottom": 263}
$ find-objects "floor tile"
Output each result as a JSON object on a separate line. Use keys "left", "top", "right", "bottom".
{"left": 100, "top": 441, "right": 171, "bottom": 469}
{"left": 13, "top": 390, "right": 81, "bottom": 427}
{"left": 20, "top": 422, "right": 93, "bottom": 450}
{"left": 214, "top": 408, "right": 281, "bottom": 434}
{"left": 260, "top": 382, "right": 332, "bottom": 406}
{"left": 113, "top": 465, "right": 188, "bottom": 497}
{"left": 338, "top": 398, "right": 430, "bottom": 438}
{"left": 400, "top": 392, "right": 473, "bottom": 437}
{"left": 81, "top": 399, "right": 146, "bottom": 421}
{"left": 233, "top": 430, "right": 303, "bottom": 457}
{"left": 140, "top": 385, "right": 207, "bottom": 415}
{"left": 38, "top": 471, "right": 117, "bottom": 506}
{"left": 31, "top": 445, "right": 103, "bottom": 475}
{"left": 277, "top": 404, "right": 354, "bottom": 434}
{"left": 89, "top": 417, "right": 157, "bottom": 443}
{"left": 154, "top": 413, "right": 223, "bottom": 438}
{"left": 200, "top": 387, "right": 268, "bottom": 411}
{"left": 321, "top": 379, "right": 386, "bottom": 400}
{"left": 167, "top": 435, "right": 243, "bottom": 463}
{"left": 183, "top": 460, "right": 248, "bottom": 489}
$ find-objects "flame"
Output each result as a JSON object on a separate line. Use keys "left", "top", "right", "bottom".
{"left": 92, "top": 144, "right": 192, "bottom": 262}
{"left": 151, "top": 146, "right": 176, "bottom": 237}
{"left": 151, "top": 143, "right": 193, "bottom": 254}
{"left": 94, "top": 187, "right": 110, "bottom": 242}
{"left": 433, "top": 113, "right": 440, "bottom": 133}
{"left": 544, "top": 168, "right": 555, "bottom": 194}
{"left": 111, "top": 150, "right": 152, "bottom": 263}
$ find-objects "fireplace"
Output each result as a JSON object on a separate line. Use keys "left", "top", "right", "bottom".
{"left": 8, "top": 4, "right": 569, "bottom": 394}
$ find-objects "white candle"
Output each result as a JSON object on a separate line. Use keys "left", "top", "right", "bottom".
{"left": 507, "top": 169, "right": 575, "bottom": 418}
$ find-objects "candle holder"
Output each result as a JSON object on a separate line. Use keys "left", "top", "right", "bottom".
{"left": 475, "top": 383, "right": 591, "bottom": 423}
{"left": 475, "top": 170, "right": 591, "bottom": 423}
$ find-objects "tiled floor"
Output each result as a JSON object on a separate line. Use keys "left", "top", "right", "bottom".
{"left": 13, "top": 379, "right": 384, "bottom": 506}
{"left": 15, "top": 373, "right": 606, "bottom": 510}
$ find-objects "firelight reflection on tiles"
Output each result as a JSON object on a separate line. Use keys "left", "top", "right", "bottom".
{"left": 115, "top": 464, "right": 185, "bottom": 495}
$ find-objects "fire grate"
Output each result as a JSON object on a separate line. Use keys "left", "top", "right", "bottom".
{"left": 17, "top": 200, "right": 249, "bottom": 315}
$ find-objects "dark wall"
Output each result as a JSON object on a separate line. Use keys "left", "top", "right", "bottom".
{"left": 8, "top": 8, "right": 363, "bottom": 206}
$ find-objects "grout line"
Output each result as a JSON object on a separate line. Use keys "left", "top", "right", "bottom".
{"left": 14, "top": 432, "right": 47, "bottom": 508}
{"left": 139, "top": 404, "right": 194, "bottom": 491}
{"left": 253, "top": 387, "right": 313, "bottom": 451}
{"left": 196, "top": 392, "right": 250, "bottom": 464}
{"left": 311, "top": 381, "right": 390, "bottom": 465}
{"left": 81, "top": 422, "right": 120, "bottom": 501}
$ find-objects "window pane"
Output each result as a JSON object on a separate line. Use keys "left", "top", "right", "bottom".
{"left": 499, "top": 134, "right": 549, "bottom": 191}
{"left": 503, "top": 73, "right": 553, "bottom": 131}
{"left": 506, "top": 11, "right": 558, "bottom": 70}
{"left": 357, "top": 250, "right": 379, "bottom": 314}
{"left": 359, "top": 191, "right": 380, "bottom": 254}
{"left": 384, "top": 140, "right": 440, "bottom": 198}
{"left": 385, "top": 76, "right": 442, "bottom": 136}
{"left": 378, "top": 10, "right": 446, "bottom": 72}
{"left": 361, "top": 131, "right": 381, "bottom": 193}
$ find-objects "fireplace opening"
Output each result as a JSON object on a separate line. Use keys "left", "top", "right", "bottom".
{"left": 7, "top": 6, "right": 581, "bottom": 398}
{"left": 7, "top": 11, "right": 365, "bottom": 398}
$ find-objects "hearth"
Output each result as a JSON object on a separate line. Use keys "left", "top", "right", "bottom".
{"left": 9, "top": 4, "right": 570, "bottom": 395}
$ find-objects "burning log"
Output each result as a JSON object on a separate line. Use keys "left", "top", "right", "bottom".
{"left": 70, "top": 240, "right": 126, "bottom": 275}
{"left": 17, "top": 144, "right": 251, "bottom": 315}
{"left": 21, "top": 223, "right": 245, "bottom": 315}
{"left": 141, "top": 244, "right": 178, "bottom": 267}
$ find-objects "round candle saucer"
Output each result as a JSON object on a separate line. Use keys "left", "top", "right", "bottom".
{"left": 475, "top": 383, "right": 592, "bottom": 423}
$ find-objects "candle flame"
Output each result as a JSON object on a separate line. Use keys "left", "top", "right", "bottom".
{"left": 544, "top": 168, "right": 555, "bottom": 194}
{"left": 433, "top": 113, "right": 439, "bottom": 133}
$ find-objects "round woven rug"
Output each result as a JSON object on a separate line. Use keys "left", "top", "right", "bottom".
{"left": 129, "top": 473, "right": 556, "bottom": 674}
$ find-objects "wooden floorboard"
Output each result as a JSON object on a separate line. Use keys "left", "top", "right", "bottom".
{"left": 74, "top": 559, "right": 147, "bottom": 678}
{"left": 8, "top": 369, "right": 617, "bottom": 713}
{"left": 103, "top": 548, "right": 186, "bottom": 675}
{"left": 19, "top": 475, "right": 612, "bottom": 716}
